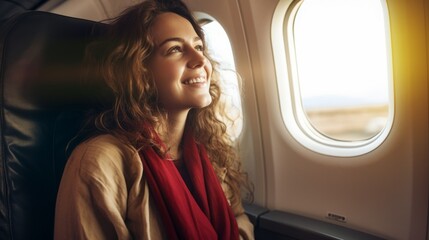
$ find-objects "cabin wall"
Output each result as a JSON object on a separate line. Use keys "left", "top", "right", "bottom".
{"left": 424, "top": 1, "right": 429, "bottom": 240}
{"left": 390, "top": 2, "right": 429, "bottom": 238}
{"left": 234, "top": 0, "right": 429, "bottom": 239}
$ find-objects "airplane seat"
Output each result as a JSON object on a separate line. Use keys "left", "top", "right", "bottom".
{"left": 0, "top": 11, "right": 111, "bottom": 240}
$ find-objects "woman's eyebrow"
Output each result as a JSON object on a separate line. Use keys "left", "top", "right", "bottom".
{"left": 158, "top": 36, "right": 202, "bottom": 47}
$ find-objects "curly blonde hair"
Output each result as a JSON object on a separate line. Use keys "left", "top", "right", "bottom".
{"left": 83, "top": 0, "right": 252, "bottom": 206}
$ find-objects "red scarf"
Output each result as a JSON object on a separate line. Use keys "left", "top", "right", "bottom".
{"left": 139, "top": 125, "right": 239, "bottom": 240}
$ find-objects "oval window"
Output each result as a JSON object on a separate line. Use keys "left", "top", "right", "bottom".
{"left": 272, "top": 0, "right": 394, "bottom": 156}
{"left": 294, "top": 0, "right": 391, "bottom": 141}
{"left": 198, "top": 14, "right": 243, "bottom": 140}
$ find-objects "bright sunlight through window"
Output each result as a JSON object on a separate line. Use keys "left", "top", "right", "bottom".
{"left": 272, "top": 0, "right": 394, "bottom": 156}
{"left": 201, "top": 17, "right": 243, "bottom": 140}
{"left": 294, "top": 0, "right": 391, "bottom": 141}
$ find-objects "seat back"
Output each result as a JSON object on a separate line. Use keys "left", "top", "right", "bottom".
{"left": 0, "top": 11, "right": 109, "bottom": 240}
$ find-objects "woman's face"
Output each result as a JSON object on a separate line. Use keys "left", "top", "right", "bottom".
{"left": 148, "top": 12, "right": 213, "bottom": 115}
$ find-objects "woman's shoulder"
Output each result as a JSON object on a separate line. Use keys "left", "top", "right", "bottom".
{"left": 68, "top": 134, "right": 142, "bottom": 179}
{"left": 73, "top": 134, "right": 137, "bottom": 157}
{"left": 59, "top": 134, "right": 145, "bottom": 213}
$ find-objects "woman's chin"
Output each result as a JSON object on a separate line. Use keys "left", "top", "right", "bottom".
{"left": 193, "top": 97, "right": 213, "bottom": 109}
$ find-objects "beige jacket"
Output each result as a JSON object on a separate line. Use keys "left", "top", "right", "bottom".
{"left": 54, "top": 134, "right": 254, "bottom": 240}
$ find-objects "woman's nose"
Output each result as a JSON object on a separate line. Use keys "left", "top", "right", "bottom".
{"left": 187, "top": 49, "right": 206, "bottom": 69}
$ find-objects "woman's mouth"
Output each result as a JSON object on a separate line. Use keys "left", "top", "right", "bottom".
{"left": 183, "top": 76, "right": 207, "bottom": 85}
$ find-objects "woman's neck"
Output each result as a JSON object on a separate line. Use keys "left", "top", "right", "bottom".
{"left": 158, "top": 110, "right": 189, "bottom": 160}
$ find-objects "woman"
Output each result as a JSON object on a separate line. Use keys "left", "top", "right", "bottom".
{"left": 54, "top": 0, "right": 253, "bottom": 239}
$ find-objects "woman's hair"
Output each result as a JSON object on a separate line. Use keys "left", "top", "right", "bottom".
{"left": 83, "top": 0, "right": 252, "bottom": 205}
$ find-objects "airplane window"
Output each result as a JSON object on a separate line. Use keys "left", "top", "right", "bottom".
{"left": 294, "top": 0, "right": 391, "bottom": 141}
{"left": 272, "top": 0, "right": 394, "bottom": 156}
{"left": 200, "top": 17, "right": 243, "bottom": 140}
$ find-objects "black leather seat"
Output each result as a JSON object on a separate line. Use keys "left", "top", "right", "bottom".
{"left": 0, "top": 11, "right": 109, "bottom": 240}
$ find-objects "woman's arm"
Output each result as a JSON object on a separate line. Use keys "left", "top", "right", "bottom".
{"left": 221, "top": 180, "right": 255, "bottom": 240}
{"left": 233, "top": 200, "right": 255, "bottom": 240}
{"left": 54, "top": 135, "right": 136, "bottom": 240}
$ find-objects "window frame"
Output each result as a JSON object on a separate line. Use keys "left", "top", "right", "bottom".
{"left": 194, "top": 11, "right": 244, "bottom": 140}
{"left": 271, "top": 0, "right": 395, "bottom": 157}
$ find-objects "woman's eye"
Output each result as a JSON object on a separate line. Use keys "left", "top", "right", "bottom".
{"left": 167, "top": 46, "right": 182, "bottom": 54}
{"left": 195, "top": 44, "right": 204, "bottom": 51}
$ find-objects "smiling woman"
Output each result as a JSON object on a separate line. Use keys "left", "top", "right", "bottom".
{"left": 53, "top": 0, "right": 254, "bottom": 239}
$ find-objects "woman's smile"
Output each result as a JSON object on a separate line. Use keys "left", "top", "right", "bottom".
{"left": 183, "top": 76, "right": 206, "bottom": 85}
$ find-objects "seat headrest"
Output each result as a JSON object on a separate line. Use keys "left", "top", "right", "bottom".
{"left": 1, "top": 11, "right": 112, "bottom": 110}
{"left": 0, "top": 11, "right": 112, "bottom": 240}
